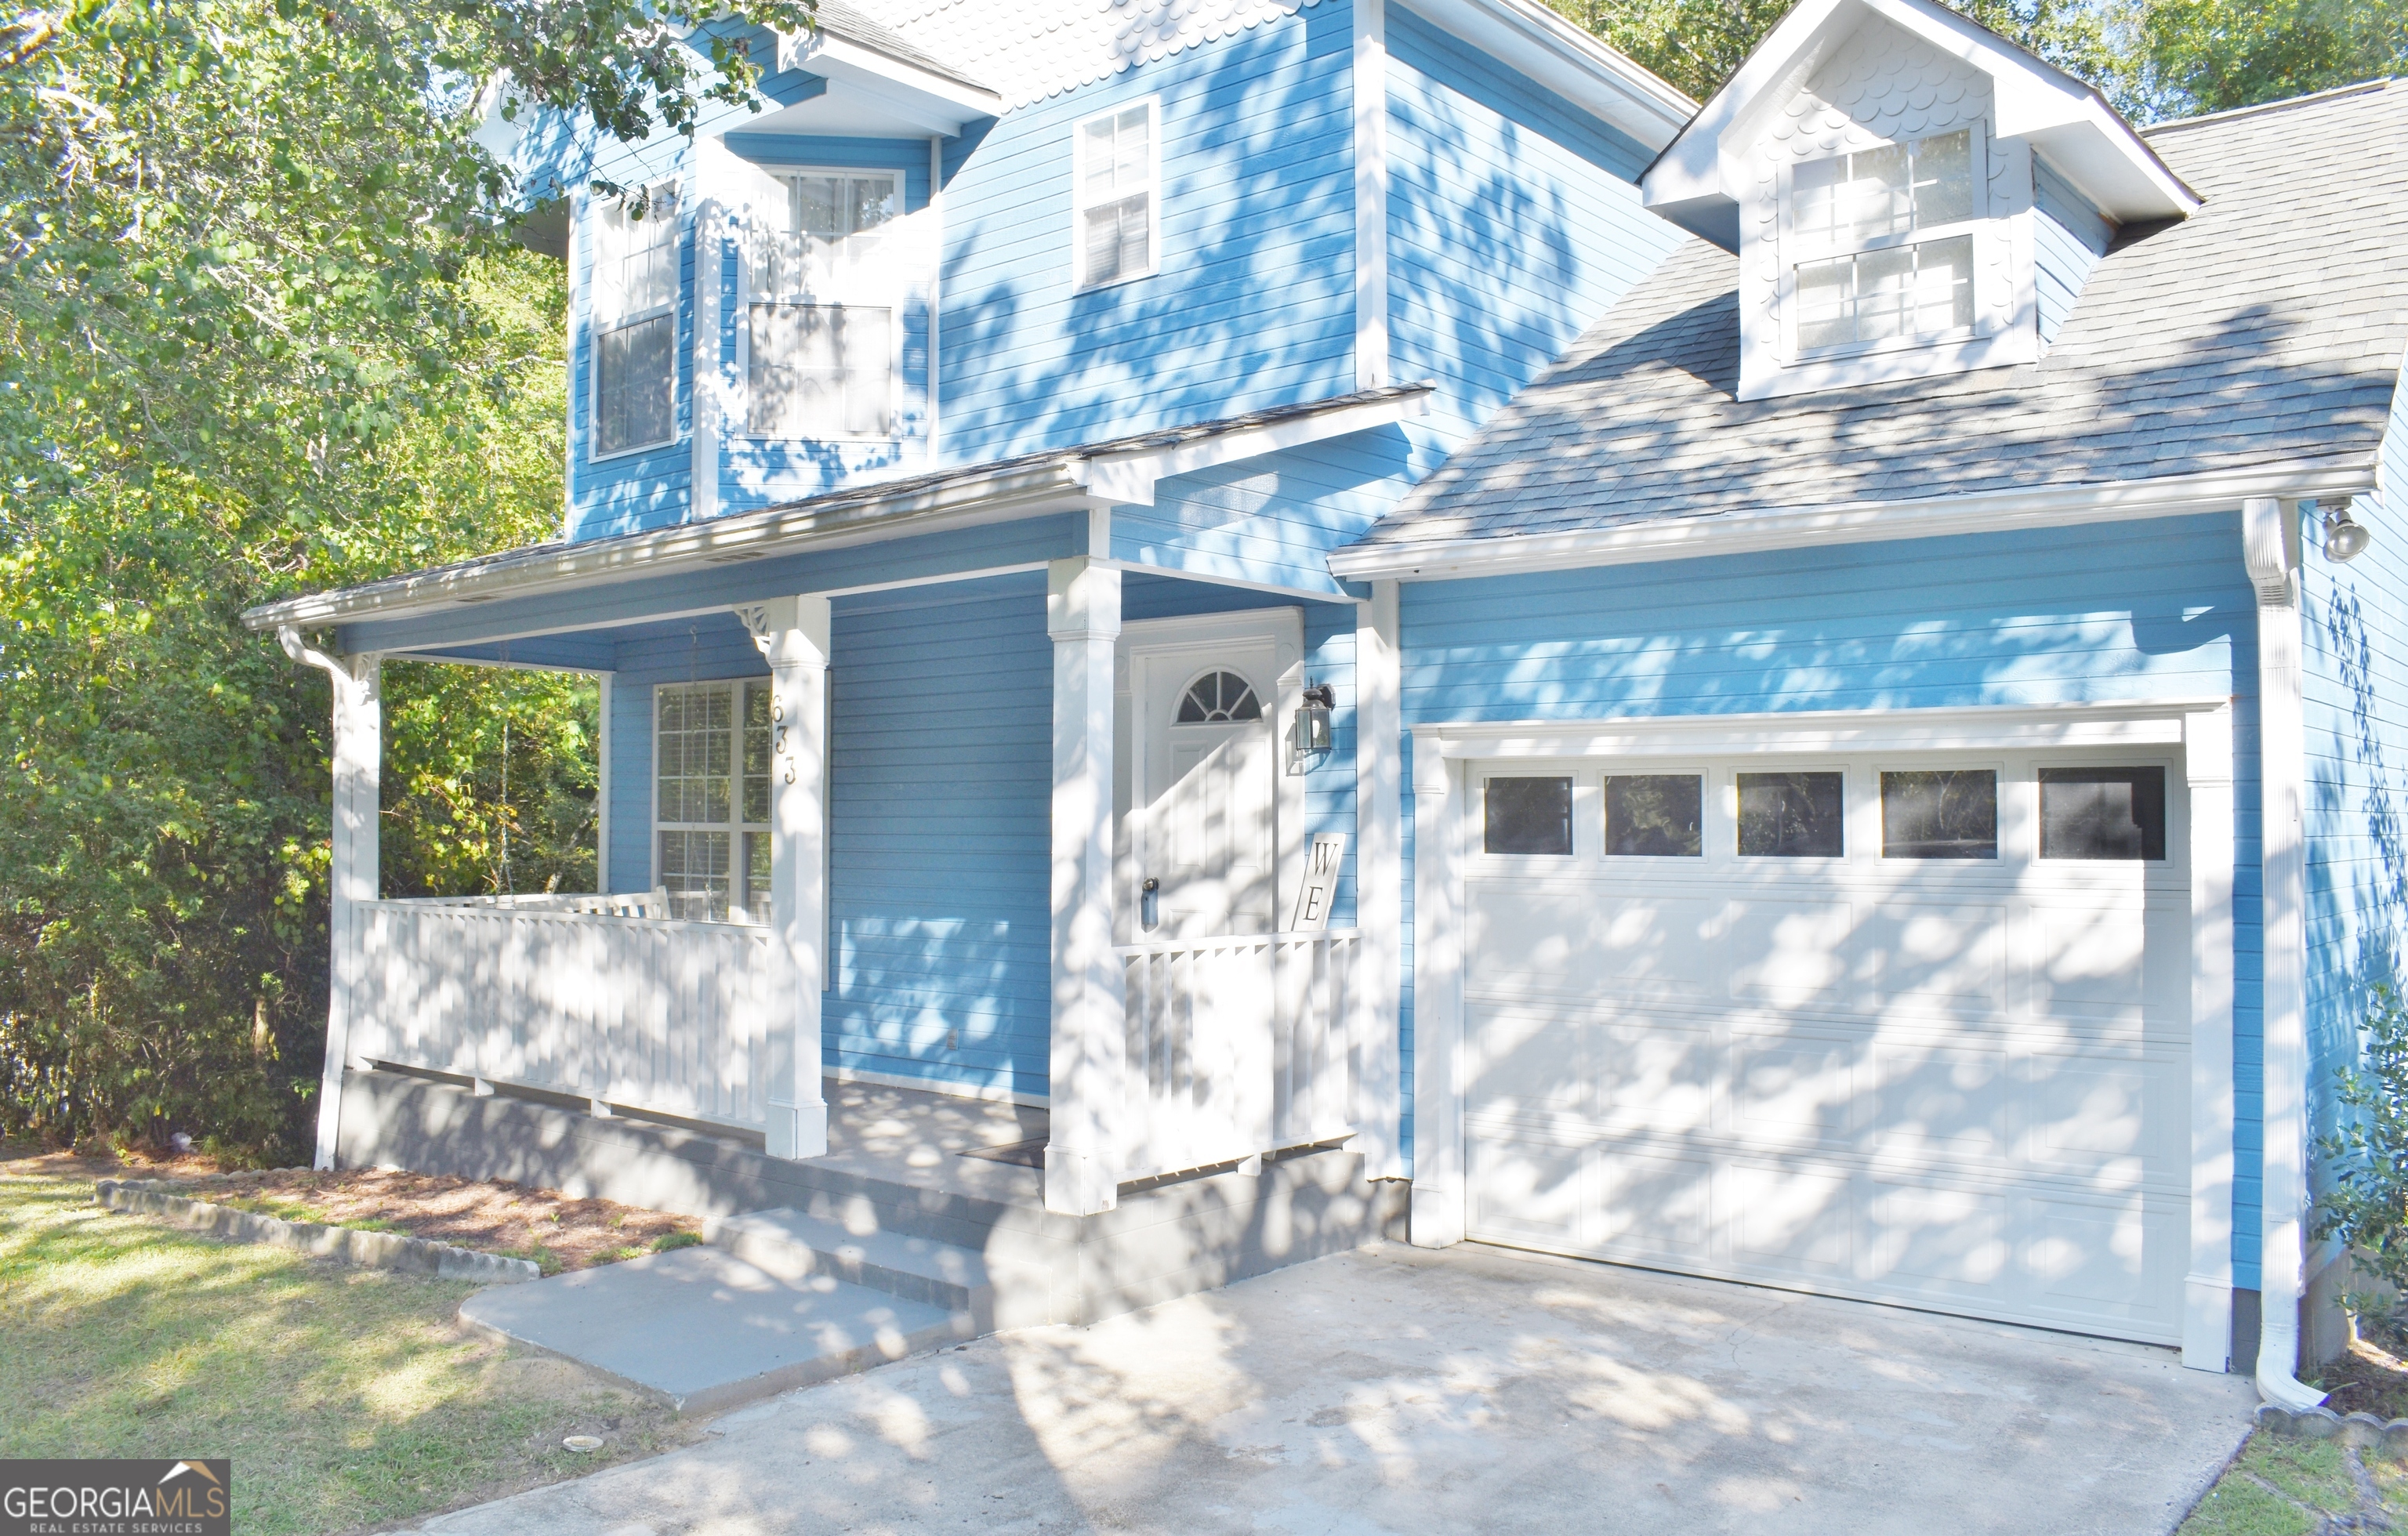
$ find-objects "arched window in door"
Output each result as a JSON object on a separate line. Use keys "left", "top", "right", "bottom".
{"left": 1177, "top": 670, "right": 1263, "bottom": 723}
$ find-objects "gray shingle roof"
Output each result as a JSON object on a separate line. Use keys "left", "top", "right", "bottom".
{"left": 1346, "top": 78, "right": 2408, "bottom": 557}
{"left": 811, "top": 0, "right": 994, "bottom": 95}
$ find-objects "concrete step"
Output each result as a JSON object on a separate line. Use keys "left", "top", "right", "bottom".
{"left": 459, "top": 1246, "right": 969, "bottom": 1415}
{"left": 705, "top": 1206, "right": 997, "bottom": 1331}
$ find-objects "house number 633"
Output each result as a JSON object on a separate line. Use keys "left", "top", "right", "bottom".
{"left": 771, "top": 695, "right": 796, "bottom": 784}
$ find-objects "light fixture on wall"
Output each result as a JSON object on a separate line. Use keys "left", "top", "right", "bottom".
{"left": 1293, "top": 683, "right": 1335, "bottom": 755}
{"left": 2324, "top": 500, "right": 2373, "bottom": 563}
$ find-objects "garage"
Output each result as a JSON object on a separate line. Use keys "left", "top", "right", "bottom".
{"left": 1456, "top": 746, "right": 2194, "bottom": 1344}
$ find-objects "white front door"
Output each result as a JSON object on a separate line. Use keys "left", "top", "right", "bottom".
{"left": 1460, "top": 748, "right": 2192, "bottom": 1344}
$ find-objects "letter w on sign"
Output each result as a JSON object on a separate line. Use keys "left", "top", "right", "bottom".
{"left": 1287, "top": 834, "right": 1347, "bottom": 930}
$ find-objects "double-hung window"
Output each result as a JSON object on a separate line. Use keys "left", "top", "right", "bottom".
{"left": 1075, "top": 101, "right": 1158, "bottom": 288}
{"left": 655, "top": 681, "right": 773, "bottom": 922}
{"left": 590, "top": 185, "right": 680, "bottom": 456}
{"left": 1786, "top": 128, "right": 1982, "bottom": 357}
{"left": 745, "top": 172, "right": 898, "bottom": 440}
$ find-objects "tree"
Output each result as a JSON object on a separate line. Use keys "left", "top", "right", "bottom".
{"left": 0, "top": 0, "right": 803, "bottom": 1160}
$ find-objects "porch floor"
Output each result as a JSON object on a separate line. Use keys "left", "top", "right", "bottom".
{"left": 811, "top": 1078, "right": 1047, "bottom": 1205}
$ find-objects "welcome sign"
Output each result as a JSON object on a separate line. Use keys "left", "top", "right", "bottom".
{"left": 2, "top": 1460, "right": 230, "bottom": 1536}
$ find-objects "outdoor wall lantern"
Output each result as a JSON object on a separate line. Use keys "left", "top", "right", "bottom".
{"left": 2324, "top": 501, "right": 2373, "bottom": 563}
{"left": 1294, "top": 683, "right": 1336, "bottom": 754}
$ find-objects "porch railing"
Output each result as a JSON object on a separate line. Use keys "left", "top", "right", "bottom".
{"left": 1117, "top": 929, "right": 1361, "bottom": 1182}
{"left": 350, "top": 899, "right": 773, "bottom": 1132}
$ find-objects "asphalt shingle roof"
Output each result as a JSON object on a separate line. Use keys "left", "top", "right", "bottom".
{"left": 1347, "top": 78, "right": 2408, "bottom": 556}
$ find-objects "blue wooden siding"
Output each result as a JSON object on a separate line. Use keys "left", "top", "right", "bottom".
{"left": 934, "top": 0, "right": 1358, "bottom": 465}
{"left": 1112, "top": 433, "right": 1414, "bottom": 597}
{"left": 1391, "top": 514, "right": 2266, "bottom": 1284}
{"left": 2302, "top": 356, "right": 2408, "bottom": 1244}
{"left": 2033, "top": 157, "right": 2110, "bottom": 348}
{"left": 1384, "top": 6, "right": 1685, "bottom": 482}
{"left": 714, "top": 136, "right": 937, "bottom": 515}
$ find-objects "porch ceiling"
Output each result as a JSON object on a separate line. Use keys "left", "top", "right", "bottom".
{"left": 241, "top": 385, "right": 1433, "bottom": 640}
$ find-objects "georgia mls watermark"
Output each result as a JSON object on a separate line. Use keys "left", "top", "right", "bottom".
{"left": 1, "top": 1460, "right": 230, "bottom": 1536}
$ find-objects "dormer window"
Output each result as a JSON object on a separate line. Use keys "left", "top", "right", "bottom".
{"left": 1785, "top": 128, "right": 1983, "bottom": 358}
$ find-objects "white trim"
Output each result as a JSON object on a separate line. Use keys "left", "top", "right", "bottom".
{"left": 773, "top": 27, "right": 1005, "bottom": 132}
{"left": 1071, "top": 95, "right": 1163, "bottom": 292}
{"left": 1408, "top": 735, "right": 1467, "bottom": 1246}
{"left": 1640, "top": 0, "right": 2196, "bottom": 243}
{"left": 1046, "top": 557, "right": 1126, "bottom": 1214}
{"left": 2185, "top": 701, "right": 2236, "bottom": 1371}
{"left": 596, "top": 673, "right": 614, "bottom": 895}
{"left": 1413, "top": 699, "right": 2225, "bottom": 760}
{"left": 743, "top": 596, "right": 834, "bottom": 1161}
{"left": 2244, "top": 494, "right": 2327, "bottom": 1411}
{"left": 1354, "top": 581, "right": 1404, "bottom": 1179}
{"left": 1397, "top": 0, "right": 1695, "bottom": 152}
{"left": 691, "top": 144, "right": 727, "bottom": 525}
{"left": 1353, "top": 0, "right": 1389, "bottom": 392}
{"left": 829, "top": 1062, "right": 1050, "bottom": 1108}
{"left": 1328, "top": 458, "right": 2379, "bottom": 581}
{"left": 247, "top": 388, "right": 1433, "bottom": 632}
{"left": 928, "top": 135, "right": 945, "bottom": 461}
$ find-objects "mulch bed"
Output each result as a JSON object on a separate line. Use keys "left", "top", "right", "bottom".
{"left": 142, "top": 1167, "right": 702, "bottom": 1273}
{"left": 2316, "top": 1329, "right": 2408, "bottom": 1422}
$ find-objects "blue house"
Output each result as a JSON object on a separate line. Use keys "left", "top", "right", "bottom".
{"left": 247, "top": 0, "right": 2408, "bottom": 1410}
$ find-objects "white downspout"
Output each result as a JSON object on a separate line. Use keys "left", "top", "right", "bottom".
{"left": 2243, "top": 494, "right": 2328, "bottom": 1411}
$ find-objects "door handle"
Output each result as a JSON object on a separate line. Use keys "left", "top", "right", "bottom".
{"left": 1141, "top": 877, "right": 1159, "bottom": 930}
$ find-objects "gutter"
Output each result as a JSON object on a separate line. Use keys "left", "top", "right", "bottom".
{"left": 1328, "top": 458, "right": 2380, "bottom": 581}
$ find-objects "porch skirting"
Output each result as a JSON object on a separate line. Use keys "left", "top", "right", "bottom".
{"left": 336, "top": 1067, "right": 1409, "bottom": 1329}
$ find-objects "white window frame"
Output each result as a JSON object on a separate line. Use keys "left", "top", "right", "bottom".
{"left": 586, "top": 179, "right": 683, "bottom": 462}
{"left": 734, "top": 162, "right": 905, "bottom": 444}
{"left": 1776, "top": 121, "right": 1992, "bottom": 365}
{"left": 651, "top": 679, "right": 774, "bottom": 924}
{"left": 1072, "top": 96, "right": 1162, "bottom": 292}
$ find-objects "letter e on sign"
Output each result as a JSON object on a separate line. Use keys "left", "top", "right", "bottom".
{"left": 1287, "top": 834, "right": 1347, "bottom": 930}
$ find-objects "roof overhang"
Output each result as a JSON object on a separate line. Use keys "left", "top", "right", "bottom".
{"left": 244, "top": 386, "right": 1430, "bottom": 635}
{"left": 767, "top": 27, "right": 1003, "bottom": 135}
{"left": 1640, "top": 0, "right": 2199, "bottom": 251}
{"left": 1398, "top": 0, "right": 1696, "bottom": 153}
{"left": 1329, "top": 456, "right": 2377, "bottom": 582}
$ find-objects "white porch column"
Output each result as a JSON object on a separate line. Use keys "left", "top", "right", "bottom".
{"left": 2243, "top": 494, "right": 2325, "bottom": 1409}
{"left": 1409, "top": 731, "right": 1467, "bottom": 1246}
{"left": 278, "top": 629, "right": 380, "bottom": 1172}
{"left": 742, "top": 597, "right": 833, "bottom": 1161}
{"left": 2185, "top": 702, "right": 2238, "bottom": 1371}
{"left": 1046, "top": 556, "right": 1125, "bottom": 1215}
{"left": 1354, "top": 581, "right": 1405, "bottom": 1179}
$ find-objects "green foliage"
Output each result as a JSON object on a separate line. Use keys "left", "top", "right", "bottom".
{"left": 2314, "top": 986, "right": 2408, "bottom": 1324}
{"left": 0, "top": 0, "right": 802, "bottom": 1161}
{"left": 1541, "top": 0, "right": 2403, "bottom": 121}
{"left": 2123, "top": 0, "right": 2408, "bottom": 118}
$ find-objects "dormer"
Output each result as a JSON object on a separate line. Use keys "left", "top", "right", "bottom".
{"left": 1641, "top": 0, "right": 2197, "bottom": 401}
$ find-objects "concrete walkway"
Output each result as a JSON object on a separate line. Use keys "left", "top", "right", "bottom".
{"left": 415, "top": 1242, "right": 2256, "bottom": 1536}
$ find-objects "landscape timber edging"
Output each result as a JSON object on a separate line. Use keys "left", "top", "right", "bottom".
{"left": 94, "top": 1178, "right": 541, "bottom": 1283}
{"left": 2254, "top": 1400, "right": 2408, "bottom": 1456}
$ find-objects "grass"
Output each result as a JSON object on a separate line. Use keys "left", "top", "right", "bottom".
{"left": 0, "top": 1151, "right": 692, "bottom": 1534}
{"left": 2179, "top": 1432, "right": 2408, "bottom": 1534}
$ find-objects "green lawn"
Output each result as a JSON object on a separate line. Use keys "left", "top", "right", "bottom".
{"left": 2179, "top": 1431, "right": 2408, "bottom": 1534}
{"left": 0, "top": 1152, "right": 687, "bottom": 1534}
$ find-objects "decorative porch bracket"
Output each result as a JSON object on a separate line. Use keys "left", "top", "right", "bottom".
{"left": 738, "top": 596, "right": 834, "bottom": 1161}
{"left": 277, "top": 626, "right": 382, "bottom": 1172}
{"left": 1045, "top": 557, "right": 1126, "bottom": 1215}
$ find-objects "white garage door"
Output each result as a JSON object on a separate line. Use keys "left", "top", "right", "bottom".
{"left": 1463, "top": 749, "right": 2191, "bottom": 1343}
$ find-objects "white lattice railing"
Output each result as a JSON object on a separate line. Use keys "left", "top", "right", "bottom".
{"left": 1117, "top": 929, "right": 1361, "bottom": 1182}
{"left": 351, "top": 900, "right": 774, "bottom": 1132}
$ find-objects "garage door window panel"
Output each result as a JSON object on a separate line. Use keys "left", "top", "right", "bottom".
{"left": 1736, "top": 772, "right": 1845, "bottom": 857}
{"left": 1605, "top": 774, "right": 1703, "bottom": 857}
{"left": 1485, "top": 776, "right": 1573, "bottom": 856}
{"left": 2039, "top": 767, "right": 2167, "bottom": 860}
{"left": 1881, "top": 770, "right": 1999, "bottom": 860}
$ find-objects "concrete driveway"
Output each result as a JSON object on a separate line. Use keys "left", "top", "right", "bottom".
{"left": 415, "top": 1241, "right": 2255, "bottom": 1535}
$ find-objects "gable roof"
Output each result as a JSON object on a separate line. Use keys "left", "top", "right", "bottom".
{"left": 1330, "top": 79, "right": 2408, "bottom": 582}
{"left": 802, "top": 0, "right": 995, "bottom": 96}
{"left": 1641, "top": 0, "right": 2196, "bottom": 250}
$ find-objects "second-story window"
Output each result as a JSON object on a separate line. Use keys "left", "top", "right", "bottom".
{"left": 590, "top": 184, "right": 680, "bottom": 456}
{"left": 1075, "top": 101, "right": 1158, "bottom": 289}
{"left": 745, "top": 171, "right": 898, "bottom": 440}
{"left": 1786, "top": 128, "right": 1981, "bottom": 357}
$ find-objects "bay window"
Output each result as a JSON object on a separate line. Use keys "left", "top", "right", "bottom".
{"left": 744, "top": 171, "right": 898, "bottom": 440}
